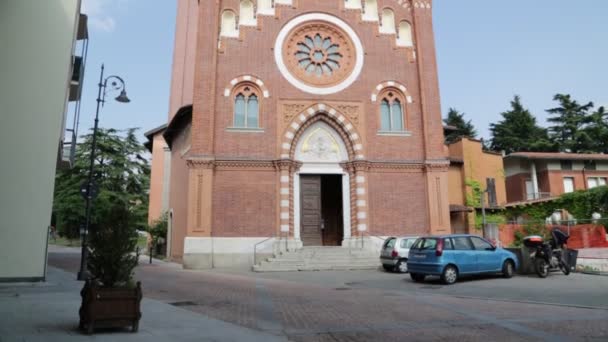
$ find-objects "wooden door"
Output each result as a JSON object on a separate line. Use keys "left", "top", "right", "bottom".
{"left": 300, "top": 175, "right": 323, "bottom": 246}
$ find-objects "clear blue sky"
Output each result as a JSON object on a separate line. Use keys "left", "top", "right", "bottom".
{"left": 75, "top": 0, "right": 608, "bottom": 143}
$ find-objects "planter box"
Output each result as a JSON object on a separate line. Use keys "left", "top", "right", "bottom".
{"left": 79, "top": 280, "right": 142, "bottom": 334}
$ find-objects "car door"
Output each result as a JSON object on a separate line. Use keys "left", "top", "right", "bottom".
{"left": 470, "top": 236, "right": 500, "bottom": 272}
{"left": 450, "top": 237, "right": 476, "bottom": 274}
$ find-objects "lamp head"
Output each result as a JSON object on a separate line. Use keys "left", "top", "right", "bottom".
{"left": 115, "top": 90, "right": 131, "bottom": 103}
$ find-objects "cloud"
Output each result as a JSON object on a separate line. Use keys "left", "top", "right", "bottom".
{"left": 82, "top": 0, "right": 125, "bottom": 33}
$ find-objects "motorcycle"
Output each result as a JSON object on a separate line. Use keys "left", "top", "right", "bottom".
{"left": 523, "top": 228, "right": 570, "bottom": 278}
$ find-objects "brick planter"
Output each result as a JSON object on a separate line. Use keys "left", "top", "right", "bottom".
{"left": 79, "top": 280, "right": 142, "bottom": 334}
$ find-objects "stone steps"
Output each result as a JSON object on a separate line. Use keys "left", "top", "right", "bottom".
{"left": 253, "top": 247, "right": 381, "bottom": 272}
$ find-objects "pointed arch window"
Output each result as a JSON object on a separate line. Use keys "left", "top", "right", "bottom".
{"left": 380, "top": 9, "right": 396, "bottom": 34}
{"left": 379, "top": 91, "right": 406, "bottom": 132}
{"left": 397, "top": 21, "right": 414, "bottom": 47}
{"left": 220, "top": 10, "right": 238, "bottom": 38}
{"left": 232, "top": 84, "right": 261, "bottom": 129}
{"left": 240, "top": 0, "right": 256, "bottom": 26}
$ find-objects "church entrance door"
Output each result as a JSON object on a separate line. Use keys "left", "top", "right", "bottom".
{"left": 300, "top": 174, "right": 343, "bottom": 246}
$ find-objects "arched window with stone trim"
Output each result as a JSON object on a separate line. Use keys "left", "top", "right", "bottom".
{"left": 363, "top": 0, "right": 378, "bottom": 21}
{"left": 239, "top": 0, "right": 256, "bottom": 26}
{"left": 345, "top": 0, "right": 362, "bottom": 10}
{"left": 220, "top": 10, "right": 238, "bottom": 38}
{"left": 379, "top": 90, "right": 405, "bottom": 132}
{"left": 258, "top": 0, "right": 273, "bottom": 14}
{"left": 232, "top": 84, "right": 260, "bottom": 128}
{"left": 380, "top": 8, "right": 396, "bottom": 34}
{"left": 397, "top": 21, "right": 413, "bottom": 47}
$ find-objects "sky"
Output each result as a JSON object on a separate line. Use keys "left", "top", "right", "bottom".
{"left": 74, "top": 0, "right": 608, "bottom": 143}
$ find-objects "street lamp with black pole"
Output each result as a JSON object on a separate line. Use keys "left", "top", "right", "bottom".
{"left": 77, "top": 64, "right": 131, "bottom": 281}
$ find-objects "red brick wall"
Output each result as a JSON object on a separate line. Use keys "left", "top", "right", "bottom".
{"left": 368, "top": 171, "right": 428, "bottom": 236}
{"left": 192, "top": 1, "right": 444, "bottom": 162}
{"left": 212, "top": 170, "right": 277, "bottom": 237}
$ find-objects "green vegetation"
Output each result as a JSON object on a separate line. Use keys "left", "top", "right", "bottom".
{"left": 52, "top": 128, "right": 150, "bottom": 240}
{"left": 87, "top": 198, "right": 139, "bottom": 288}
{"left": 505, "top": 186, "right": 608, "bottom": 222}
{"left": 443, "top": 108, "right": 478, "bottom": 144}
{"left": 465, "top": 179, "right": 483, "bottom": 207}
{"left": 489, "top": 95, "right": 553, "bottom": 154}
{"left": 511, "top": 223, "right": 549, "bottom": 248}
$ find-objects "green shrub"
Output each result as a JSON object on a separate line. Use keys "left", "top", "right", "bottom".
{"left": 87, "top": 196, "right": 139, "bottom": 288}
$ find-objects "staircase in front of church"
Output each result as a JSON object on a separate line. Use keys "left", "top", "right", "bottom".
{"left": 253, "top": 246, "right": 380, "bottom": 272}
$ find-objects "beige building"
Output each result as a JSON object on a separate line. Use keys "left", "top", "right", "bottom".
{"left": 447, "top": 138, "right": 507, "bottom": 234}
{"left": 0, "top": 1, "right": 87, "bottom": 281}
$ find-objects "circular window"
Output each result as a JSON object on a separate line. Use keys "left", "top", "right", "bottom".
{"left": 283, "top": 22, "right": 356, "bottom": 88}
{"left": 275, "top": 13, "right": 364, "bottom": 95}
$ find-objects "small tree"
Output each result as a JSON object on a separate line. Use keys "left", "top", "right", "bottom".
{"left": 443, "top": 108, "right": 478, "bottom": 144}
{"left": 547, "top": 94, "right": 594, "bottom": 153}
{"left": 490, "top": 95, "right": 553, "bottom": 154}
{"left": 87, "top": 196, "right": 139, "bottom": 288}
{"left": 148, "top": 211, "right": 168, "bottom": 255}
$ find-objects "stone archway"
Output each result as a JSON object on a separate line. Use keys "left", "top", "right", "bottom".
{"left": 276, "top": 104, "right": 369, "bottom": 249}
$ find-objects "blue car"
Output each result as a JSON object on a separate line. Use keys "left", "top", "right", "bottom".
{"left": 407, "top": 234, "right": 519, "bottom": 285}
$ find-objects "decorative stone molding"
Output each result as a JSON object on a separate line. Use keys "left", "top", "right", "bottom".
{"left": 424, "top": 161, "right": 450, "bottom": 172}
{"left": 413, "top": 1, "right": 431, "bottom": 9}
{"left": 335, "top": 104, "right": 360, "bottom": 125}
{"left": 186, "top": 158, "right": 215, "bottom": 169}
{"left": 224, "top": 75, "right": 270, "bottom": 98}
{"left": 371, "top": 81, "right": 412, "bottom": 103}
{"left": 273, "top": 159, "right": 302, "bottom": 172}
{"left": 281, "top": 103, "right": 364, "bottom": 160}
{"left": 275, "top": 13, "right": 365, "bottom": 95}
{"left": 282, "top": 103, "right": 308, "bottom": 124}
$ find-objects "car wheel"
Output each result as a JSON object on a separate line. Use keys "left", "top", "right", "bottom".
{"left": 395, "top": 260, "right": 408, "bottom": 273}
{"left": 382, "top": 265, "right": 393, "bottom": 272}
{"left": 441, "top": 265, "right": 458, "bottom": 285}
{"left": 502, "top": 260, "right": 514, "bottom": 278}
{"left": 410, "top": 273, "right": 425, "bottom": 282}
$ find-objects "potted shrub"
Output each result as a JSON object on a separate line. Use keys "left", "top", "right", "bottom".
{"left": 79, "top": 199, "right": 142, "bottom": 334}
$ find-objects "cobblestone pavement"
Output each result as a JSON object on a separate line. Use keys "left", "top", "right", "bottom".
{"left": 49, "top": 249, "right": 608, "bottom": 341}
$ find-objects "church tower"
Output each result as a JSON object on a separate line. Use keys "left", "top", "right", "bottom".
{"left": 158, "top": 0, "right": 450, "bottom": 268}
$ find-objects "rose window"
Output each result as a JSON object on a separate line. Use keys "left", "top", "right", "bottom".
{"left": 283, "top": 21, "right": 356, "bottom": 88}
{"left": 295, "top": 34, "right": 342, "bottom": 77}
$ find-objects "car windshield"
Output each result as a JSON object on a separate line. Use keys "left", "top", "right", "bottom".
{"left": 412, "top": 238, "right": 437, "bottom": 250}
{"left": 402, "top": 238, "right": 417, "bottom": 249}
{"left": 383, "top": 238, "right": 396, "bottom": 249}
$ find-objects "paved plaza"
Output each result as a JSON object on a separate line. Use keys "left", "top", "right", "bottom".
{"left": 3, "top": 246, "right": 608, "bottom": 341}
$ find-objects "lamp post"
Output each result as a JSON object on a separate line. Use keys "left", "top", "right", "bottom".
{"left": 77, "top": 64, "right": 131, "bottom": 281}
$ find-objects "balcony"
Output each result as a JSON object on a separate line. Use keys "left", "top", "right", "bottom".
{"left": 69, "top": 56, "right": 84, "bottom": 101}
{"left": 59, "top": 130, "right": 76, "bottom": 169}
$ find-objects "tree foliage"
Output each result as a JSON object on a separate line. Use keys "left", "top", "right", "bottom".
{"left": 546, "top": 94, "right": 595, "bottom": 153}
{"left": 87, "top": 197, "right": 139, "bottom": 287}
{"left": 53, "top": 128, "right": 150, "bottom": 239}
{"left": 489, "top": 95, "right": 553, "bottom": 154}
{"left": 443, "top": 108, "right": 478, "bottom": 144}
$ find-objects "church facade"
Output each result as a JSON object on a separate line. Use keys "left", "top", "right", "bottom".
{"left": 149, "top": 0, "right": 450, "bottom": 269}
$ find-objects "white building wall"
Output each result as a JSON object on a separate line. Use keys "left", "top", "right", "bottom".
{"left": 0, "top": 0, "right": 81, "bottom": 281}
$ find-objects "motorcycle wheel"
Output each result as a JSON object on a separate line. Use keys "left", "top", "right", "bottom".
{"left": 559, "top": 260, "right": 571, "bottom": 275}
{"left": 535, "top": 259, "right": 549, "bottom": 278}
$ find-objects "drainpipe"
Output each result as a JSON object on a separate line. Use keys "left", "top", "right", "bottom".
{"left": 530, "top": 161, "right": 539, "bottom": 199}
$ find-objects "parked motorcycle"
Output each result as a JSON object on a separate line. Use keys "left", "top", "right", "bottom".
{"left": 523, "top": 228, "right": 570, "bottom": 278}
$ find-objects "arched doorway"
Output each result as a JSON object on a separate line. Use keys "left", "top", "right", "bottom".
{"left": 293, "top": 121, "right": 352, "bottom": 246}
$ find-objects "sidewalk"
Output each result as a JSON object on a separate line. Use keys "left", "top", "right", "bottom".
{"left": 577, "top": 247, "right": 608, "bottom": 274}
{"left": 0, "top": 266, "right": 288, "bottom": 342}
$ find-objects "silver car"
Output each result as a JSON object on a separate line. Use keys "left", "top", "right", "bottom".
{"left": 380, "top": 236, "right": 419, "bottom": 273}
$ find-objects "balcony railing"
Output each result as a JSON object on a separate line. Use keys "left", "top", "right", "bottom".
{"left": 525, "top": 192, "right": 552, "bottom": 201}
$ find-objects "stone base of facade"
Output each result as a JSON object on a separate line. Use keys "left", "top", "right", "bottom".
{"left": 182, "top": 236, "right": 390, "bottom": 269}
{"left": 183, "top": 237, "right": 276, "bottom": 269}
